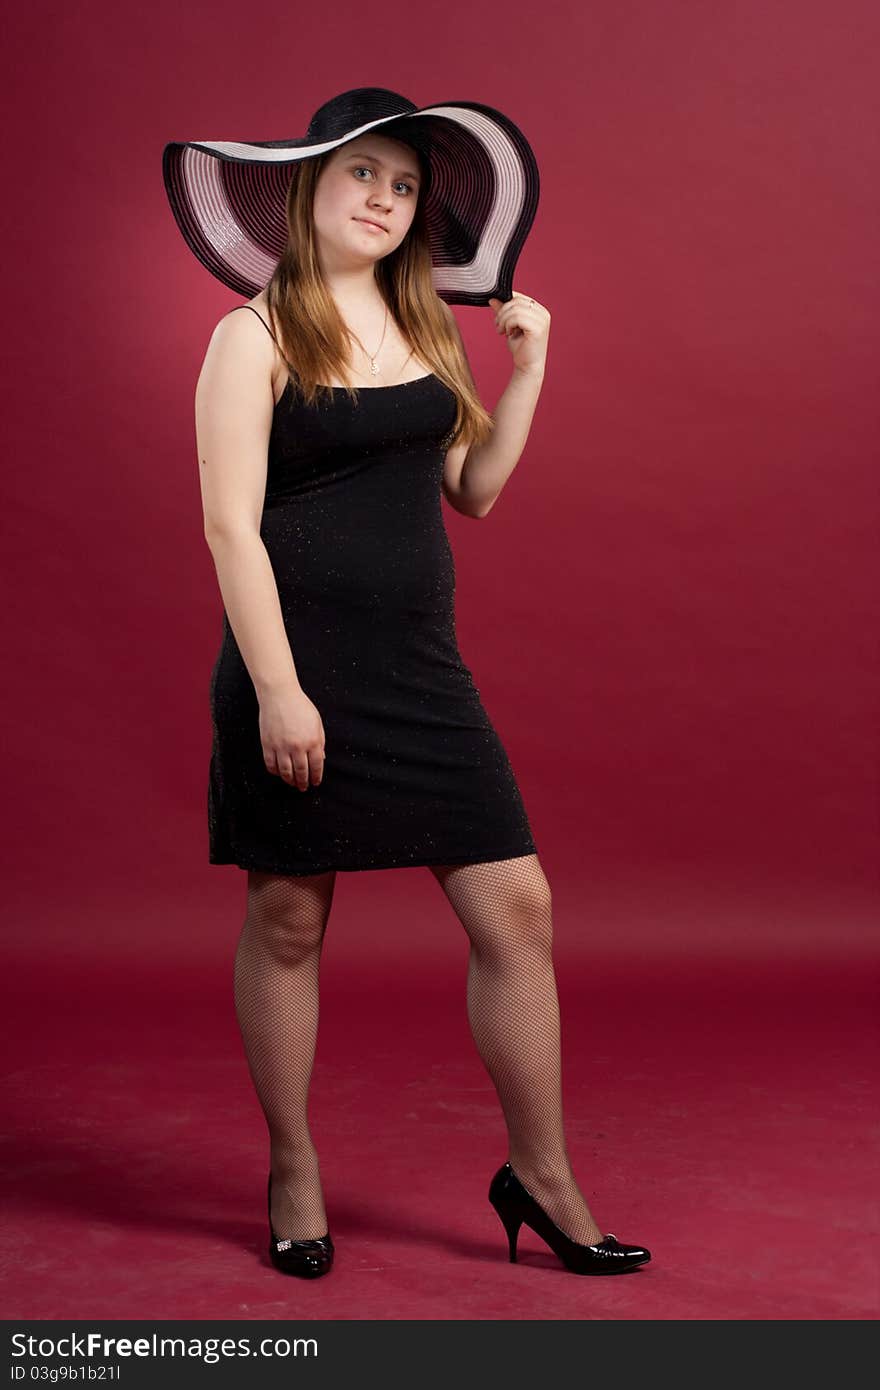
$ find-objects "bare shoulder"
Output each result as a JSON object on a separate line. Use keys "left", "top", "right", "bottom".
{"left": 197, "top": 294, "right": 281, "bottom": 400}
{"left": 208, "top": 293, "right": 274, "bottom": 351}
{"left": 242, "top": 289, "right": 277, "bottom": 333}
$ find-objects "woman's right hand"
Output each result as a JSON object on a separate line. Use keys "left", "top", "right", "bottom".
{"left": 258, "top": 684, "right": 326, "bottom": 790}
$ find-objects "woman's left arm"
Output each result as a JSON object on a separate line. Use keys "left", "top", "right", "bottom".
{"left": 459, "top": 291, "right": 551, "bottom": 518}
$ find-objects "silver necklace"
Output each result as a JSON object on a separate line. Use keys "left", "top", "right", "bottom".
{"left": 346, "top": 303, "right": 389, "bottom": 377}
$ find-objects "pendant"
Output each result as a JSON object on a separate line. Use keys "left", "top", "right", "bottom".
{"left": 369, "top": 358, "right": 380, "bottom": 375}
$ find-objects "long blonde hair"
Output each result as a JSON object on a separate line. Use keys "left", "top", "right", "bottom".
{"left": 263, "top": 149, "right": 494, "bottom": 451}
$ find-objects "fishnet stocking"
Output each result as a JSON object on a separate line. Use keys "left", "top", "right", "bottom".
{"left": 234, "top": 868, "right": 337, "bottom": 1241}
{"left": 430, "top": 853, "right": 605, "bottom": 1246}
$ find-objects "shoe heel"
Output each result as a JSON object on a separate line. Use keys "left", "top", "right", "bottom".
{"left": 490, "top": 1197, "right": 522, "bottom": 1262}
{"left": 488, "top": 1161, "right": 651, "bottom": 1276}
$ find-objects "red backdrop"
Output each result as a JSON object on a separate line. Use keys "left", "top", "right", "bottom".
{"left": 5, "top": 0, "right": 876, "bottom": 959}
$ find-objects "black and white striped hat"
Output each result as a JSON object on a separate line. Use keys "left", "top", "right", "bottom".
{"left": 162, "top": 86, "right": 540, "bottom": 306}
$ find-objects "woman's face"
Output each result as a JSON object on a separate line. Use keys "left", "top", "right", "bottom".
{"left": 311, "top": 133, "right": 422, "bottom": 268}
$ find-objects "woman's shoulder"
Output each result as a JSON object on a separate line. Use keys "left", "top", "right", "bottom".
{"left": 211, "top": 294, "right": 287, "bottom": 399}
{"left": 221, "top": 292, "right": 277, "bottom": 338}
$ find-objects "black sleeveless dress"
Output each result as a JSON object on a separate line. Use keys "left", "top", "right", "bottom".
{"left": 207, "top": 305, "right": 537, "bottom": 875}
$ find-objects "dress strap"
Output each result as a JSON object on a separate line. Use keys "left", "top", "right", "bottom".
{"left": 227, "top": 304, "right": 281, "bottom": 349}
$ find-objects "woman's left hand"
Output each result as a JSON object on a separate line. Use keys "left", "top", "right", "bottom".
{"left": 488, "top": 291, "right": 550, "bottom": 374}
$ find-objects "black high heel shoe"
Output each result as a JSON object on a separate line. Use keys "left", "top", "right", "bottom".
{"left": 267, "top": 1172, "right": 334, "bottom": 1278}
{"left": 488, "top": 1162, "right": 651, "bottom": 1275}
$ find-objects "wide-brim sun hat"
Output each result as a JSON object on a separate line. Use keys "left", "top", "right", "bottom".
{"left": 162, "top": 86, "right": 540, "bottom": 307}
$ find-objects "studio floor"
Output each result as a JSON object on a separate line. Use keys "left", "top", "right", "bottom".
{"left": 3, "top": 867, "right": 877, "bottom": 1321}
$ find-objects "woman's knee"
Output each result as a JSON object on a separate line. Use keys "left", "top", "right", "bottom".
{"left": 495, "top": 863, "right": 551, "bottom": 923}
{"left": 244, "top": 869, "right": 335, "bottom": 959}
{"left": 501, "top": 870, "right": 553, "bottom": 952}
{"left": 435, "top": 855, "right": 553, "bottom": 953}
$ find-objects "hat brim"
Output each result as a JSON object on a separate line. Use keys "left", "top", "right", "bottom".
{"left": 162, "top": 101, "right": 539, "bottom": 306}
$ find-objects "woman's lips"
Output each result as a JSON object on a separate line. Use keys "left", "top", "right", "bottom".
{"left": 355, "top": 218, "right": 387, "bottom": 233}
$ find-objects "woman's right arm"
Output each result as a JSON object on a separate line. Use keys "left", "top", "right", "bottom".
{"left": 196, "top": 311, "right": 325, "bottom": 791}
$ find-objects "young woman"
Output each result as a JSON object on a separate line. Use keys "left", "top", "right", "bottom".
{"left": 165, "top": 87, "right": 651, "bottom": 1279}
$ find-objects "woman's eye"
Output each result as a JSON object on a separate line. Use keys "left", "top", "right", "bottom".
{"left": 353, "top": 167, "right": 413, "bottom": 195}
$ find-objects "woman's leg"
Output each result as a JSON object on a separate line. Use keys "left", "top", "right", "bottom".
{"left": 429, "top": 853, "right": 604, "bottom": 1245}
{"left": 234, "top": 868, "right": 337, "bottom": 1241}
